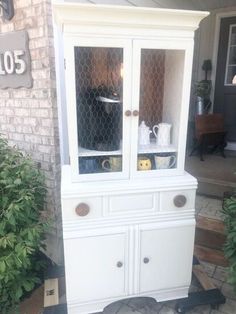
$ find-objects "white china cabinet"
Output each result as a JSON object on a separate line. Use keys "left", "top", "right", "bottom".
{"left": 53, "top": 3, "right": 208, "bottom": 314}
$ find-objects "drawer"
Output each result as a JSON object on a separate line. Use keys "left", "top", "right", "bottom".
{"left": 160, "top": 189, "right": 195, "bottom": 211}
{"left": 106, "top": 192, "right": 159, "bottom": 216}
{"left": 61, "top": 197, "right": 103, "bottom": 220}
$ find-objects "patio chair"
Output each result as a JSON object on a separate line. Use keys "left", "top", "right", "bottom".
{"left": 189, "top": 113, "right": 227, "bottom": 161}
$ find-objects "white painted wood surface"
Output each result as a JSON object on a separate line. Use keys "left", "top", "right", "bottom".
{"left": 53, "top": 0, "right": 236, "bottom": 161}
{"left": 138, "top": 223, "right": 195, "bottom": 293}
{"left": 54, "top": 3, "right": 207, "bottom": 182}
{"left": 64, "top": 227, "right": 129, "bottom": 302}
{"left": 53, "top": 3, "right": 206, "bottom": 313}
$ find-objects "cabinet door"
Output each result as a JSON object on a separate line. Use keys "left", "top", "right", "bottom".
{"left": 130, "top": 39, "right": 193, "bottom": 178}
{"left": 64, "top": 228, "right": 129, "bottom": 303}
{"left": 137, "top": 222, "right": 195, "bottom": 293}
{"left": 64, "top": 37, "right": 132, "bottom": 181}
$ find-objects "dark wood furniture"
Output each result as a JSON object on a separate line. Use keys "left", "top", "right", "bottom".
{"left": 190, "top": 114, "right": 227, "bottom": 161}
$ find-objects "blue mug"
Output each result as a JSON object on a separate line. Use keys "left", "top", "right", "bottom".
{"left": 80, "top": 158, "right": 97, "bottom": 174}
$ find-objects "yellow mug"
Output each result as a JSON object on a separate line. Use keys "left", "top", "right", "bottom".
{"left": 138, "top": 157, "right": 152, "bottom": 171}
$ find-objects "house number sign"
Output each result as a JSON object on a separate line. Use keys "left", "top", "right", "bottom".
{"left": 0, "top": 51, "right": 26, "bottom": 75}
{"left": 0, "top": 30, "right": 32, "bottom": 88}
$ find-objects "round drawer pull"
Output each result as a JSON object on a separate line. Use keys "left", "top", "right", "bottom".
{"left": 143, "top": 257, "right": 150, "bottom": 264}
{"left": 75, "top": 203, "right": 90, "bottom": 217}
{"left": 125, "top": 110, "right": 132, "bottom": 117}
{"left": 133, "top": 110, "right": 139, "bottom": 117}
{"left": 173, "top": 195, "right": 187, "bottom": 208}
{"left": 116, "top": 261, "right": 123, "bottom": 268}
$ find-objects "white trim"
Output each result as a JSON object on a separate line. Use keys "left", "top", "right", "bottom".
{"left": 67, "top": 286, "right": 189, "bottom": 314}
{"left": 61, "top": 165, "right": 197, "bottom": 196}
{"left": 226, "top": 141, "right": 236, "bottom": 151}
{"left": 211, "top": 11, "right": 236, "bottom": 107}
{"left": 53, "top": 2, "right": 208, "bottom": 32}
{"left": 224, "top": 24, "right": 236, "bottom": 86}
{"left": 53, "top": 21, "right": 69, "bottom": 165}
{"left": 211, "top": 11, "right": 236, "bottom": 150}
{"left": 62, "top": 214, "right": 196, "bottom": 237}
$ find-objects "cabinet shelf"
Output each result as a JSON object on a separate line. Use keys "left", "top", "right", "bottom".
{"left": 78, "top": 142, "right": 177, "bottom": 157}
{"left": 78, "top": 146, "right": 122, "bottom": 157}
{"left": 138, "top": 141, "right": 177, "bottom": 154}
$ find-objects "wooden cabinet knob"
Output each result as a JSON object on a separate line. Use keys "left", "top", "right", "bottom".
{"left": 75, "top": 203, "right": 90, "bottom": 217}
{"left": 133, "top": 110, "right": 139, "bottom": 116}
{"left": 116, "top": 261, "right": 123, "bottom": 268}
{"left": 125, "top": 110, "right": 132, "bottom": 117}
{"left": 143, "top": 257, "right": 150, "bottom": 264}
{"left": 173, "top": 195, "right": 187, "bottom": 208}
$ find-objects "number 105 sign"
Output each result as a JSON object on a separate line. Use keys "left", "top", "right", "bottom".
{"left": 0, "top": 50, "right": 26, "bottom": 75}
{"left": 0, "top": 30, "right": 32, "bottom": 88}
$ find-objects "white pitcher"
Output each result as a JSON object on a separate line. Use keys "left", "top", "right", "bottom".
{"left": 138, "top": 121, "right": 152, "bottom": 146}
{"left": 153, "top": 123, "right": 172, "bottom": 146}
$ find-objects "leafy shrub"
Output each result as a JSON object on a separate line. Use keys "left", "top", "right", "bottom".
{"left": 0, "top": 137, "right": 48, "bottom": 313}
{"left": 222, "top": 193, "right": 236, "bottom": 289}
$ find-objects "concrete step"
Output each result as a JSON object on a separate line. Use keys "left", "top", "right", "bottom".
{"left": 197, "top": 177, "right": 235, "bottom": 199}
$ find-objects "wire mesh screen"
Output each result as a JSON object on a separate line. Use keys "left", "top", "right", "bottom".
{"left": 139, "top": 49, "right": 165, "bottom": 131}
{"left": 137, "top": 49, "right": 177, "bottom": 171}
{"left": 74, "top": 46, "right": 123, "bottom": 174}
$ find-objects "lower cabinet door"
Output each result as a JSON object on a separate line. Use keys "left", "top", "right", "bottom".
{"left": 64, "top": 227, "right": 128, "bottom": 303}
{"left": 138, "top": 222, "right": 195, "bottom": 293}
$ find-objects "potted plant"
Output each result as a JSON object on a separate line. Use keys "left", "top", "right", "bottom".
{"left": 194, "top": 59, "right": 212, "bottom": 114}
{"left": 222, "top": 192, "right": 236, "bottom": 290}
{"left": 195, "top": 80, "right": 212, "bottom": 114}
{"left": 0, "top": 137, "right": 49, "bottom": 313}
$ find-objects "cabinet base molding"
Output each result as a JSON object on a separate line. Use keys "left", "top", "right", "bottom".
{"left": 67, "top": 286, "right": 189, "bottom": 314}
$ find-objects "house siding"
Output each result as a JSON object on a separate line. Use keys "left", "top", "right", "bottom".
{"left": 0, "top": 0, "right": 62, "bottom": 263}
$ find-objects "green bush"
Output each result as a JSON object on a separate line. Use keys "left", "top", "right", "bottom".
{"left": 222, "top": 193, "right": 236, "bottom": 290}
{"left": 0, "top": 137, "right": 48, "bottom": 313}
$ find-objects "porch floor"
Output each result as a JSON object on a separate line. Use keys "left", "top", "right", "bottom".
{"left": 185, "top": 150, "right": 236, "bottom": 197}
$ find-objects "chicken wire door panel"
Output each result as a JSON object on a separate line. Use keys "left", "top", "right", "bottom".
{"left": 130, "top": 40, "right": 188, "bottom": 177}
{"left": 64, "top": 37, "right": 132, "bottom": 181}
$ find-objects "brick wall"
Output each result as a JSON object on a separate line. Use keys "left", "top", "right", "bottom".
{"left": 0, "top": 0, "right": 62, "bottom": 264}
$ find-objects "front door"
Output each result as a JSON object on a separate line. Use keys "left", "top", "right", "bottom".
{"left": 214, "top": 16, "right": 236, "bottom": 142}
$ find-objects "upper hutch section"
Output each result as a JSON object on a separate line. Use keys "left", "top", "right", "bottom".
{"left": 53, "top": 2, "right": 208, "bottom": 35}
{"left": 53, "top": 3, "right": 208, "bottom": 182}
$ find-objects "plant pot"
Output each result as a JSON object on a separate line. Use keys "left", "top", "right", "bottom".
{"left": 196, "top": 96, "right": 204, "bottom": 115}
